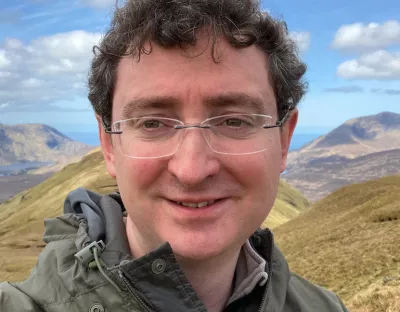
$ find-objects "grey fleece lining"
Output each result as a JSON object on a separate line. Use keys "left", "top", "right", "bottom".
{"left": 227, "top": 240, "right": 268, "bottom": 306}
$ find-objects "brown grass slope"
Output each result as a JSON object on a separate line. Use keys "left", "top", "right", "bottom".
{"left": 274, "top": 174, "right": 400, "bottom": 312}
{"left": 0, "top": 148, "right": 309, "bottom": 282}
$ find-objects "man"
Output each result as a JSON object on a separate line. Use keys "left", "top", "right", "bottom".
{"left": 0, "top": 0, "right": 349, "bottom": 311}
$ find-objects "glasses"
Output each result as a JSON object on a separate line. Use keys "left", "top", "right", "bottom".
{"left": 103, "top": 111, "right": 291, "bottom": 159}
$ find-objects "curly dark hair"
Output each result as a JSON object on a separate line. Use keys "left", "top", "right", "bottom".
{"left": 88, "top": 0, "right": 307, "bottom": 125}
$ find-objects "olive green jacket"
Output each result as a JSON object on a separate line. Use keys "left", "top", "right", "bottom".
{"left": 0, "top": 188, "right": 349, "bottom": 312}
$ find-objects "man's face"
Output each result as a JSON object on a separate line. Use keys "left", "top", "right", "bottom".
{"left": 99, "top": 35, "right": 297, "bottom": 261}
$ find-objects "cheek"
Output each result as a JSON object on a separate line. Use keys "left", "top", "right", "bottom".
{"left": 114, "top": 155, "right": 166, "bottom": 194}
{"left": 233, "top": 139, "right": 281, "bottom": 183}
{"left": 230, "top": 139, "right": 282, "bottom": 209}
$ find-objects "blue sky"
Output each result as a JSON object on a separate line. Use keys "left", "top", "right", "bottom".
{"left": 0, "top": 0, "right": 399, "bottom": 135}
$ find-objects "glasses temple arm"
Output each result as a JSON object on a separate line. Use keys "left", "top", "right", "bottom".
{"left": 275, "top": 104, "right": 295, "bottom": 127}
{"left": 101, "top": 117, "right": 122, "bottom": 134}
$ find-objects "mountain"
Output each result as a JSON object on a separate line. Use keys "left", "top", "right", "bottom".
{"left": 285, "top": 112, "right": 400, "bottom": 201}
{"left": 0, "top": 148, "right": 309, "bottom": 282}
{"left": 273, "top": 174, "right": 400, "bottom": 312}
{"left": 284, "top": 148, "right": 400, "bottom": 201}
{"left": 0, "top": 123, "right": 93, "bottom": 167}
{"left": 312, "top": 111, "right": 400, "bottom": 150}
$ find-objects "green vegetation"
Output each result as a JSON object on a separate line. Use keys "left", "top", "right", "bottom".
{"left": 0, "top": 148, "right": 309, "bottom": 282}
{"left": 263, "top": 179, "right": 310, "bottom": 228}
{"left": 274, "top": 174, "right": 400, "bottom": 311}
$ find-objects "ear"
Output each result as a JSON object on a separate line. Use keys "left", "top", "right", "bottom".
{"left": 280, "top": 108, "right": 298, "bottom": 173}
{"left": 96, "top": 115, "right": 116, "bottom": 178}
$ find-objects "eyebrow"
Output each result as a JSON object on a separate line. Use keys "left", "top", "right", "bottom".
{"left": 204, "top": 92, "right": 270, "bottom": 114}
{"left": 120, "top": 92, "right": 271, "bottom": 119}
{"left": 121, "top": 96, "right": 179, "bottom": 120}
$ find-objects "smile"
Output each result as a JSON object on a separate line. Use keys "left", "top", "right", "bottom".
{"left": 175, "top": 200, "right": 216, "bottom": 208}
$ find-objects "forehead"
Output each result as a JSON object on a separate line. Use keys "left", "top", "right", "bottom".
{"left": 112, "top": 36, "right": 277, "bottom": 118}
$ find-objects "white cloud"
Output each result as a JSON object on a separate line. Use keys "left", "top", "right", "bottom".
{"left": 4, "top": 38, "right": 23, "bottom": 50}
{"left": 21, "top": 78, "right": 43, "bottom": 88}
{"left": 371, "top": 88, "right": 400, "bottom": 95}
{"left": 290, "top": 32, "right": 311, "bottom": 53}
{"left": 0, "top": 72, "right": 11, "bottom": 78}
{"left": 324, "top": 86, "right": 364, "bottom": 93}
{"left": 0, "top": 50, "right": 11, "bottom": 68}
{"left": 0, "top": 103, "right": 10, "bottom": 109}
{"left": 81, "top": 0, "right": 115, "bottom": 9}
{"left": 337, "top": 50, "right": 400, "bottom": 79}
{"left": 0, "top": 31, "right": 102, "bottom": 111}
{"left": 332, "top": 20, "right": 400, "bottom": 52}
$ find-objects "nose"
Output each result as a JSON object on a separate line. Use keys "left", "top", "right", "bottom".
{"left": 167, "top": 128, "right": 220, "bottom": 188}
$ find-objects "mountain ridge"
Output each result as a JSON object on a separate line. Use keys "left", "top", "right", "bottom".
{"left": 285, "top": 112, "right": 400, "bottom": 201}
{"left": 0, "top": 123, "right": 93, "bottom": 167}
{"left": 313, "top": 111, "right": 400, "bottom": 149}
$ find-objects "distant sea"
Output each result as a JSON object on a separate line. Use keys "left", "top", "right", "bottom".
{"left": 65, "top": 132, "right": 322, "bottom": 152}
{"left": 289, "top": 133, "right": 322, "bottom": 151}
{"left": 66, "top": 132, "right": 100, "bottom": 146}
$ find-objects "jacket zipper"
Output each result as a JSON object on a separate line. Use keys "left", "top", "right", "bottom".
{"left": 258, "top": 232, "right": 274, "bottom": 312}
{"left": 118, "top": 270, "right": 153, "bottom": 312}
{"left": 257, "top": 264, "right": 272, "bottom": 312}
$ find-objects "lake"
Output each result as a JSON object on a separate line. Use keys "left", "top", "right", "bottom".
{"left": 0, "top": 161, "right": 53, "bottom": 176}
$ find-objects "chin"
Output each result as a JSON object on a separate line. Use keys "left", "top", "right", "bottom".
{"left": 165, "top": 230, "right": 239, "bottom": 262}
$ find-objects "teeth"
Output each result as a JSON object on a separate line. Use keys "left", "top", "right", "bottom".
{"left": 178, "top": 200, "right": 215, "bottom": 208}
{"left": 182, "top": 202, "right": 200, "bottom": 208}
{"left": 197, "top": 201, "right": 209, "bottom": 208}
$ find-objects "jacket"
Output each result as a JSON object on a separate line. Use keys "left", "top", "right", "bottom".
{"left": 0, "top": 188, "right": 349, "bottom": 311}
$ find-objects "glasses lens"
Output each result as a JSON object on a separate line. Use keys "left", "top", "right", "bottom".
{"left": 116, "top": 117, "right": 182, "bottom": 158}
{"left": 203, "top": 114, "right": 273, "bottom": 155}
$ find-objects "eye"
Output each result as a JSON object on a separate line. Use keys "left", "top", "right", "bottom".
{"left": 142, "top": 119, "right": 164, "bottom": 129}
{"left": 224, "top": 118, "right": 247, "bottom": 127}
{"left": 220, "top": 117, "right": 255, "bottom": 128}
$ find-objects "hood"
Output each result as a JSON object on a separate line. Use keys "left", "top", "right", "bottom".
{"left": 43, "top": 187, "right": 132, "bottom": 266}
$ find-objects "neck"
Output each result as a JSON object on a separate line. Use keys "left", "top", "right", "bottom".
{"left": 125, "top": 218, "right": 241, "bottom": 312}
{"left": 176, "top": 250, "right": 240, "bottom": 312}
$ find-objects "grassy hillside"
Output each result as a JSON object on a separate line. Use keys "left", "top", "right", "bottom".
{"left": 0, "top": 148, "right": 309, "bottom": 282}
{"left": 0, "top": 148, "right": 117, "bottom": 282}
{"left": 263, "top": 179, "right": 310, "bottom": 228}
{"left": 274, "top": 174, "right": 400, "bottom": 312}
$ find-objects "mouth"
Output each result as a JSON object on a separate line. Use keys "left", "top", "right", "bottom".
{"left": 168, "top": 198, "right": 224, "bottom": 209}
{"left": 175, "top": 200, "right": 216, "bottom": 208}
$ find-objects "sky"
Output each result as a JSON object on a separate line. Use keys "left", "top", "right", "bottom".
{"left": 0, "top": 0, "right": 399, "bottom": 135}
